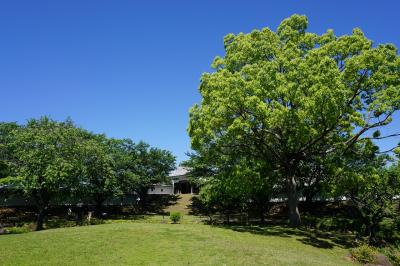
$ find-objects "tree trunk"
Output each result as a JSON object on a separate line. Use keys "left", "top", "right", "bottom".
{"left": 304, "top": 193, "right": 314, "bottom": 213}
{"left": 368, "top": 216, "right": 382, "bottom": 246}
{"left": 95, "top": 199, "right": 104, "bottom": 217}
{"left": 287, "top": 176, "right": 301, "bottom": 227}
{"left": 34, "top": 188, "right": 49, "bottom": 231}
{"left": 368, "top": 224, "right": 378, "bottom": 246}
{"left": 137, "top": 187, "right": 149, "bottom": 212}
{"left": 76, "top": 208, "right": 84, "bottom": 224}
{"left": 36, "top": 206, "right": 46, "bottom": 231}
{"left": 260, "top": 210, "right": 265, "bottom": 224}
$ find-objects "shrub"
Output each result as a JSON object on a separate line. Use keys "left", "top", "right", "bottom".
{"left": 302, "top": 216, "right": 355, "bottom": 232}
{"left": 170, "top": 212, "right": 182, "bottom": 224}
{"left": 5, "top": 226, "right": 32, "bottom": 234}
{"left": 377, "top": 217, "right": 400, "bottom": 244}
{"left": 382, "top": 247, "right": 400, "bottom": 266}
{"left": 350, "top": 244, "right": 377, "bottom": 264}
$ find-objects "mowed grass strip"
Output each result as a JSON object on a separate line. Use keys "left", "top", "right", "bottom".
{"left": 0, "top": 222, "right": 354, "bottom": 266}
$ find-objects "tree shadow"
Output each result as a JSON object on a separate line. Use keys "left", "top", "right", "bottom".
{"left": 298, "top": 235, "right": 334, "bottom": 248}
{"left": 102, "top": 195, "right": 181, "bottom": 220}
{"left": 142, "top": 195, "right": 181, "bottom": 214}
{"left": 218, "top": 224, "right": 355, "bottom": 249}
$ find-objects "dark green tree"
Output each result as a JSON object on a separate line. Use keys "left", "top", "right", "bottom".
{"left": 4, "top": 117, "right": 84, "bottom": 230}
{"left": 76, "top": 134, "right": 117, "bottom": 217}
{"left": 108, "top": 139, "right": 176, "bottom": 210}
{"left": 0, "top": 122, "right": 20, "bottom": 179}
{"left": 332, "top": 141, "right": 400, "bottom": 245}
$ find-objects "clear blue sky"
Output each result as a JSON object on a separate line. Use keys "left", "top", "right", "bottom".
{"left": 1, "top": 0, "right": 399, "bottom": 163}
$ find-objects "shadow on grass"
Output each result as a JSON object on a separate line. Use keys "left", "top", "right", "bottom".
{"left": 140, "top": 195, "right": 181, "bottom": 214}
{"left": 218, "top": 224, "right": 355, "bottom": 249}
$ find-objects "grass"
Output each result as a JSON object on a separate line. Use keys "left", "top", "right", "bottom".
{"left": 163, "top": 194, "right": 194, "bottom": 214}
{"left": 0, "top": 216, "right": 355, "bottom": 266}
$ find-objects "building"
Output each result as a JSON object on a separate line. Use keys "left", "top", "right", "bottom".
{"left": 147, "top": 166, "right": 198, "bottom": 195}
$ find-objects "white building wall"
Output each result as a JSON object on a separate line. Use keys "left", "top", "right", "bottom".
{"left": 147, "top": 184, "right": 174, "bottom": 195}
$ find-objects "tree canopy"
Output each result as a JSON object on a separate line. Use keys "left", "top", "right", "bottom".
{"left": 189, "top": 14, "right": 400, "bottom": 226}
{"left": 0, "top": 116, "right": 175, "bottom": 230}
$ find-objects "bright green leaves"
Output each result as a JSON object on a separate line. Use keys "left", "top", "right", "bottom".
{"left": 277, "top": 14, "right": 308, "bottom": 43}
{"left": 10, "top": 117, "right": 84, "bottom": 197}
{"left": 222, "top": 28, "right": 279, "bottom": 73}
{"left": 189, "top": 14, "right": 400, "bottom": 163}
{"left": 188, "top": 15, "right": 400, "bottom": 227}
{"left": 1, "top": 116, "right": 176, "bottom": 229}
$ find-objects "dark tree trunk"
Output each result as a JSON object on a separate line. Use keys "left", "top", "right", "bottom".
{"left": 96, "top": 202, "right": 102, "bottom": 216}
{"left": 368, "top": 224, "right": 379, "bottom": 246}
{"left": 95, "top": 199, "right": 104, "bottom": 217}
{"left": 368, "top": 215, "right": 382, "bottom": 246}
{"left": 260, "top": 201, "right": 270, "bottom": 224}
{"left": 34, "top": 188, "right": 49, "bottom": 231}
{"left": 304, "top": 192, "right": 315, "bottom": 212}
{"left": 287, "top": 176, "right": 301, "bottom": 227}
{"left": 76, "top": 208, "right": 84, "bottom": 224}
{"left": 260, "top": 212, "right": 265, "bottom": 224}
{"left": 36, "top": 206, "right": 46, "bottom": 231}
{"left": 137, "top": 187, "right": 149, "bottom": 212}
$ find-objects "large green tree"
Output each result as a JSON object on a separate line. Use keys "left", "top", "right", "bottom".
{"left": 4, "top": 117, "right": 84, "bottom": 230}
{"left": 189, "top": 15, "right": 400, "bottom": 226}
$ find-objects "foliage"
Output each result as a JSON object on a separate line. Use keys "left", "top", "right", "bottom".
{"left": 0, "top": 122, "right": 20, "bottom": 181}
{"left": 302, "top": 216, "right": 356, "bottom": 232}
{"left": 332, "top": 144, "right": 400, "bottom": 245}
{"left": 350, "top": 244, "right": 377, "bottom": 264}
{"left": 75, "top": 134, "right": 118, "bottom": 216}
{"left": 188, "top": 14, "right": 400, "bottom": 226}
{"left": 0, "top": 116, "right": 175, "bottom": 230}
{"left": 169, "top": 211, "right": 182, "bottom": 223}
{"left": 185, "top": 151, "right": 276, "bottom": 223}
{"left": 4, "top": 117, "right": 85, "bottom": 230}
{"left": 189, "top": 196, "right": 215, "bottom": 221}
{"left": 4, "top": 225, "right": 32, "bottom": 234}
{"left": 107, "top": 138, "right": 175, "bottom": 209}
{"left": 297, "top": 155, "right": 334, "bottom": 207}
{"left": 377, "top": 217, "right": 400, "bottom": 244}
{"left": 382, "top": 247, "right": 400, "bottom": 266}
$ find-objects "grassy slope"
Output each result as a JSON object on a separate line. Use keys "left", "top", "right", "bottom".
{"left": 163, "top": 194, "right": 194, "bottom": 214}
{"left": 0, "top": 220, "right": 354, "bottom": 266}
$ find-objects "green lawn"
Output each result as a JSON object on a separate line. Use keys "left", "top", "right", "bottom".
{"left": 0, "top": 219, "right": 354, "bottom": 266}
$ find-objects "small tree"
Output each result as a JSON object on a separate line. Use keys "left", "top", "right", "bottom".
{"left": 170, "top": 212, "right": 182, "bottom": 223}
{"left": 108, "top": 139, "right": 175, "bottom": 210}
{"left": 334, "top": 143, "right": 400, "bottom": 245}
{"left": 184, "top": 151, "right": 275, "bottom": 224}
